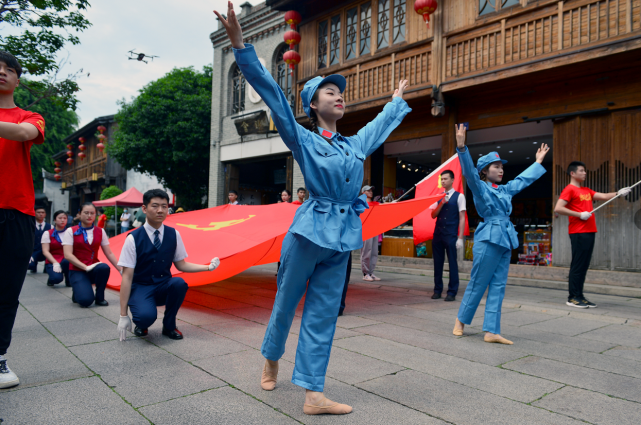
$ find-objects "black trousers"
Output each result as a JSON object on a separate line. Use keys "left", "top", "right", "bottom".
{"left": 0, "top": 209, "right": 35, "bottom": 355}
{"left": 432, "top": 235, "right": 460, "bottom": 297}
{"left": 339, "top": 254, "right": 352, "bottom": 315}
{"left": 568, "top": 232, "right": 596, "bottom": 301}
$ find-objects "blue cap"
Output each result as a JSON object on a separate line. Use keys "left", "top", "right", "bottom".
{"left": 300, "top": 75, "right": 346, "bottom": 117}
{"left": 476, "top": 151, "right": 507, "bottom": 172}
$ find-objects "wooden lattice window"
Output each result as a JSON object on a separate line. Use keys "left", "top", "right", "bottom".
{"left": 377, "top": 0, "right": 390, "bottom": 49}
{"left": 276, "top": 45, "right": 295, "bottom": 113}
{"left": 329, "top": 15, "right": 341, "bottom": 66}
{"left": 345, "top": 7, "right": 358, "bottom": 61}
{"left": 479, "top": 0, "right": 521, "bottom": 16}
{"left": 231, "top": 64, "right": 245, "bottom": 114}
{"left": 318, "top": 20, "right": 328, "bottom": 69}
{"left": 392, "top": 0, "right": 406, "bottom": 44}
{"left": 360, "top": 2, "right": 372, "bottom": 55}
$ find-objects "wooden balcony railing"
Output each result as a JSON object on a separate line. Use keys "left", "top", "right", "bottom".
{"left": 444, "top": 0, "right": 641, "bottom": 81}
{"left": 296, "top": 43, "right": 432, "bottom": 116}
{"left": 61, "top": 159, "right": 106, "bottom": 189}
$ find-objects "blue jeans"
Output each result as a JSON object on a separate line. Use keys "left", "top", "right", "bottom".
{"left": 69, "top": 264, "right": 111, "bottom": 307}
{"left": 262, "top": 232, "right": 350, "bottom": 392}
{"left": 128, "top": 278, "right": 188, "bottom": 330}
{"left": 45, "top": 259, "right": 70, "bottom": 285}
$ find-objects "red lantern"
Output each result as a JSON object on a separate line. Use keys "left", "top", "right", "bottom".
{"left": 67, "top": 157, "right": 74, "bottom": 165}
{"left": 78, "top": 144, "right": 86, "bottom": 151}
{"left": 54, "top": 167, "right": 61, "bottom": 173}
{"left": 283, "top": 50, "right": 301, "bottom": 75}
{"left": 284, "top": 10, "right": 301, "bottom": 30}
{"left": 284, "top": 30, "right": 301, "bottom": 50}
{"left": 97, "top": 125, "right": 106, "bottom": 134}
{"left": 66, "top": 143, "right": 74, "bottom": 150}
{"left": 96, "top": 142, "right": 105, "bottom": 152}
{"left": 414, "top": 0, "right": 438, "bottom": 28}
{"left": 54, "top": 161, "right": 61, "bottom": 167}
{"left": 78, "top": 137, "right": 85, "bottom": 143}
{"left": 78, "top": 151, "right": 86, "bottom": 160}
{"left": 66, "top": 150, "right": 73, "bottom": 158}
{"left": 54, "top": 174, "right": 61, "bottom": 181}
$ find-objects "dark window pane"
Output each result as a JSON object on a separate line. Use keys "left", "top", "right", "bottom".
{"left": 393, "top": 0, "right": 406, "bottom": 44}
{"left": 502, "top": 0, "right": 520, "bottom": 8}
{"left": 360, "top": 2, "right": 371, "bottom": 55}
{"left": 276, "top": 45, "right": 295, "bottom": 113}
{"left": 318, "top": 20, "right": 328, "bottom": 69}
{"left": 232, "top": 65, "right": 245, "bottom": 113}
{"left": 479, "top": 0, "right": 496, "bottom": 16}
{"left": 377, "top": 0, "right": 390, "bottom": 49}
{"left": 345, "top": 7, "right": 358, "bottom": 60}
{"left": 330, "top": 15, "right": 341, "bottom": 65}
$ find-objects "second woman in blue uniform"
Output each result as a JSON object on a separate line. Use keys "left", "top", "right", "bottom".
{"left": 215, "top": 2, "right": 411, "bottom": 415}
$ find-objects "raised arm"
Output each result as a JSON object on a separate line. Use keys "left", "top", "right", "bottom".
{"left": 504, "top": 144, "right": 549, "bottom": 196}
{"left": 454, "top": 124, "right": 486, "bottom": 198}
{"left": 356, "top": 80, "right": 411, "bottom": 156}
{"left": 215, "top": 3, "right": 306, "bottom": 152}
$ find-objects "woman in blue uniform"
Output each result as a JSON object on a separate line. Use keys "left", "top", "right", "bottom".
{"left": 452, "top": 124, "right": 549, "bottom": 344}
{"left": 215, "top": 2, "right": 411, "bottom": 415}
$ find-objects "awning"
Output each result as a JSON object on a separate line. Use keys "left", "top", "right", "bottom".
{"left": 93, "top": 187, "right": 174, "bottom": 208}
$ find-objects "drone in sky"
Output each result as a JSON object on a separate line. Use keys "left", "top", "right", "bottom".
{"left": 128, "top": 50, "right": 159, "bottom": 64}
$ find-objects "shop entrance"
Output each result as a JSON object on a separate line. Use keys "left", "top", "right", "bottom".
{"left": 225, "top": 155, "right": 292, "bottom": 205}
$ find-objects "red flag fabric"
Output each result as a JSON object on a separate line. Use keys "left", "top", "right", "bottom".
{"left": 413, "top": 154, "right": 470, "bottom": 245}
{"left": 100, "top": 195, "right": 442, "bottom": 289}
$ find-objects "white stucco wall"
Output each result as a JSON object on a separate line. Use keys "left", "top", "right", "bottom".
{"left": 42, "top": 174, "right": 69, "bottom": 220}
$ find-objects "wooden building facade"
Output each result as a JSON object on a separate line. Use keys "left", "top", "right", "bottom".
{"left": 265, "top": 0, "right": 641, "bottom": 271}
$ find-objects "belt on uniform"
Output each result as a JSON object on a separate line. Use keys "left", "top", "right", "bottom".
{"left": 308, "top": 194, "right": 369, "bottom": 215}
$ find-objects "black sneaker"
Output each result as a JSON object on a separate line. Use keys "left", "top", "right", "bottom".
{"left": 431, "top": 293, "right": 442, "bottom": 299}
{"left": 582, "top": 298, "right": 597, "bottom": 308}
{"left": 566, "top": 298, "right": 589, "bottom": 309}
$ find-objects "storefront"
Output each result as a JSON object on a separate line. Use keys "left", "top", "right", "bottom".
{"left": 224, "top": 154, "right": 293, "bottom": 205}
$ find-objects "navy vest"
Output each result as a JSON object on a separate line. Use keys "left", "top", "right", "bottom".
{"left": 132, "top": 225, "right": 177, "bottom": 286}
{"left": 34, "top": 222, "right": 52, "bottom": 250}
{"left": 435, "top": 191, "right": 461, "bottom": 239}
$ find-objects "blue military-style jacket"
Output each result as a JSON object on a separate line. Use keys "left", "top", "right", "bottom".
{"left": 234, "top": 44, "right": 411, "bottom": 252}
{"left": 457, "top": 147, "right": 546, "bottom": 250}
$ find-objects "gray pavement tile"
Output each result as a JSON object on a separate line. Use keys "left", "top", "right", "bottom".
{"left": 357, "top": 323, "right": 525, "bottom": 366}
{"left": 70, "top": 339, "right": 225, "bottom": 407}
{"left": 145, "top": 322, "right": 251, "bottom": 361}
{"left": 243, "top": 287, "right": 278, "bottom": 298}
{"left": 520, "top": 316, "right": 611, "bottom": 336}
{"left": 11, "top": 309, "right": 40, "bottom": 332}
{"left": 361, "top": 313, "right": 479, "bottom": 338}
{"left": 43, "top": 315, "right": 121, "bottom": 346}
{"left": 485, "top": 323, "right": 616, "bottom": 353}
{"left": 222, "top": 293, "right": 280, "bottom": 309}
{"left": 336, "top": 335, "right": 560, "bottom": 403}
{"left": 326, "top": 347, "right": 406, "bottom": 385}
{"left": 403, "top": 301, "right": 464, "bottom": 312}
{"left": 603, "top": 346, "right": 641, "bottom": 362}
{"left": 577, "top": 324, "right": 641, "bottom": 348}
{"left": 173, "top": 302, "right": 247, "bottom": 326}
{"left": 138, "top": 386, "right": 297, "bottom": 425}
{"left": 1, "top": 327, "right": 92, "bottom": 389}
{"left": 220, "top": 306, "right": 275, "bottom": 324}
{"left": 202, "top": 319, "right": 267, "bottom": 349}
{"left": 184, "top": 291, "right": 254, "bottom": 310}
{"left": 22, "top": 299, "right": 99, "bottom": 323}
{"left": 358, "top": 369, "right": 581, "bottom": 424}
{"left": 194, "top": 350, "right": 445, "bottom": 424}
{"left": 503, "top": 356, "right": 641, "bottom": 403}
{"left": 336, "top": 315, "right": 381, "bottom": 329}
{"left": 533, "top": 386, "right": 641, "bottom": 425}
{"left": 505, "top": 335, "right": 641, "bottom": 379}
{"left": 0, "top": 377, "right": 148, "bottom": 425}
{"left": 495, "top": 310, "right": 562, "bottom": 327}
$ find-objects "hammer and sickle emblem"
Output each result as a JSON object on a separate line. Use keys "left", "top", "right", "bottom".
{"left": 176, "top": 215, "right": 256, "bottom": 231}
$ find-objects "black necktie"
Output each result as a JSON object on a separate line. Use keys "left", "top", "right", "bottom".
{"left": 154, "top": 230, "right": 161, "bottom": 250}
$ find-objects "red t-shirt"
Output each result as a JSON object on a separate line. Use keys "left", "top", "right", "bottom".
{"left": 292, "top": 200, "right": 303, "bottom": 205}
{"left": 0, "top": 107, "right": 45, "bottom": 216}
{"left": 97, "top": 214, "right": 108, "bottom": 229}
{"left": 559, "top": 184, "right": 597, "bottom": 234}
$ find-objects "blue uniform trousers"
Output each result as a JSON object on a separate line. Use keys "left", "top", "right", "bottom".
{"left": 432, "top": 235, "right": 459, "bottom": 297}
{"left": 457, "top": 241, "right": 511, "bottom": 334}
{"left": 262, "top": 232, "right": 350, "bottom": 392}
{"left": 69, "top": 264, "right": 111, "bottom": 307}
{"left": 129, "top": 277, "right": 188, "bottom": 330}
{"left": 28, "top": 250, "right": 46, "bottom": 272}
{"left": 45, "top": 259, "right": 69, "bottom": 285}
{"left": 339, "top": 254, "right": 352, "bottom": 315}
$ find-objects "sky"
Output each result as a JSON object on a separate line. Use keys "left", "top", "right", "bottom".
{"left": 47, "top": 0, "right": 263, "bottom": 127}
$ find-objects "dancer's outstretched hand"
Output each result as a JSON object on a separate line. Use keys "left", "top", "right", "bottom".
{"left": 535, "top": 143, "right": 550, "bottom": 163}
{"left": 214, "top": 1, "right": 245, "bottom": 49}
{"left": 392, "top": 80, "right": 409, "bottom": 100}
{"left": 455, "top": 124, "right": 467, "bottom": 149}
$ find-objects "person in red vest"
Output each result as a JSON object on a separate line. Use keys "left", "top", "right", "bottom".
{"left": 41, "top": 210, "right": 70, "bottom": 287}
{"left": 62, "top": 202, "right": 121, "bottom": 307}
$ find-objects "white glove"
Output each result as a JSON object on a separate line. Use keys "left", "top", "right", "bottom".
{"left": 208, "top": 257, "right": 220, "bottom": 271}
{"left": 579, "top": 211, "right": 592, "bottom": 221}
{"left": 617, "top": 187, "right": 631, "bottom": 197}
{"left": 30, "top": 257, "right": 34, "bottom": 263}
{"left": 118, "top": 315, "right": 132, "bottom": 342}
{"left": 52, "top": 263, "right": 62, "bottom": 273}
{"left": 456, "top": 238, "right": 464, "bottom": 250}
{"left": 85, "top": 262, "right": 102, "bottom": 272}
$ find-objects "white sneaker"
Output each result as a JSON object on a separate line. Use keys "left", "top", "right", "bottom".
{"left": 370, "top": 274, "right": 381, "bottom": 281}
{"left": 362, "top": 274, "right": 374, "bottom": 281}
{"left": 0, "top": 355, "right": 20, "bottom": 389}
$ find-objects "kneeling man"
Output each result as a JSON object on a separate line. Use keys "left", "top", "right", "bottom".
{"left": 118, "top": 189, "right": 220, "bottom": 341}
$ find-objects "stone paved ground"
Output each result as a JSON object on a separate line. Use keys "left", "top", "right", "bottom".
{"left": 2, "top": 263, "right": 641, "bottom": 424}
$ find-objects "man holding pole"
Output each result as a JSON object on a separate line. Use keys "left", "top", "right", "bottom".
{"left": 554, "top": 161, "right": 632, "bottom": 309}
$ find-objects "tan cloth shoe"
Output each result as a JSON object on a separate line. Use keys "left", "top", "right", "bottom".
{"left": 453, "top": 319, "right": 464, "bottom": 336}
{"left": 261, "top": 363, "right": 278, "bottom": 391}
{"left": 303, "top": 403, "right": 353, "bottom": 415}
{"left": 484, "top": 333, "right": 513, "bottom": 345}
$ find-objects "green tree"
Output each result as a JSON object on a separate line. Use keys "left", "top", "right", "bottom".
{"left": 1, "top": 0, "right": 92, "bottom": 109}
{"left": 109, "top": 66, "right": 212, "bottom": 210}
{"left": 14, "top": 78, "right": 79, "bottom": 191}
{"left": 99, "top": 185, "right": 123, "bottom": 220}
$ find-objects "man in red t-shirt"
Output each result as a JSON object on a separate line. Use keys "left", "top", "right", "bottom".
{"left": 555, "top": 161, "right": 631, "bottom": 309}
{"left": 0, "top": 51, "right": 46, "bottom": 389}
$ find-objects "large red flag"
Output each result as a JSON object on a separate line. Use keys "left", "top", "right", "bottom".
{"left": 100, "top": 195, "right": 442, "bottom": 289}
{"left": 413, "top": 154, "right": 470, "bottom": 245}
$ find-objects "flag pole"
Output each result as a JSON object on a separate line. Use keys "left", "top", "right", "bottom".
{"left": 590, "top": 179, "right": 641, "bottom": 214}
